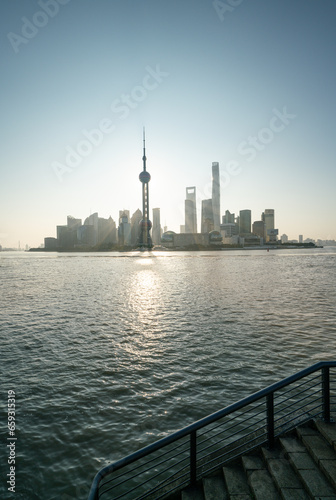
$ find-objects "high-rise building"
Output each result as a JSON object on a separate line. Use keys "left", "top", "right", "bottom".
{"left": 185, "top": 187, "right": 197, "bottom": 233}
{"left": 220, "top": 223, "right": 238, "bottom": 237}
{"left": 212, "top": 162, "right": 220, "bottom": 231}
{"left": 57, "top": 215, "right": 82, "bottom": 249}
{"left": 152, "top": 208, "right": 161, "bottom": 245}
{"left": 119, "top": 210, "right": 130, "bottom": 221}
{"left": 131, "top": 209, "right": 143, "bottom": 245}
{"left": 77, "top": 224, "right": 96, "bottom": 246}
{"left": 100, "top": 216, "right": 117, "bottom": 245}
{"left": 262, "top": 209, "right": 276, "bottom": 242}
{"left": 239, "top": 210, "right": 251, "bottom": 235}
{"left": 222, "top": 210, "right": 235, "bottom": 224}
{"left": 262, "top": 209, "right": 274, "bottom": 232}
{"left": 118, "top": 211, "right": 131, "bottom": 246}
{"left": 299, "top": 235, "right": 303, "bottom": 243}
{"left": 138, "top": 130, "right": 152, "bottom": 248}
{"left": 77, "top": 214, "right": 117, "bottom": 247}
{"left": 201, "top": 199, "right": 214, "bottom": 233}
{"left": 67, "top": 216, "right": 82, "bottom": 229}
{"left": 44, "top": 237, "right": 58, "bottom": 250}
{"left": 252, "top": 220, "right": 266, "bottom": 240}
{"left": 84, "top": 212, "right": 99, "bottom": 245}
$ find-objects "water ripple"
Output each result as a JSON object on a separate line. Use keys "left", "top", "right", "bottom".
{"left": 1, "top": 249, "right": 336, "bottom": 498}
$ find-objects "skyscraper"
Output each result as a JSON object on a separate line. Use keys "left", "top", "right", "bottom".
{"left": 152, "top": 208, "right": 161, "bottom": 245}
{"left": 131, "top": 209, "right": 143, "bottom": 245}
{"left": 262, "top": 209, "right": 275, "bottom": 232}
{"left": 84, "top": 212, "right": 99, "bottom": 245}
{"left": 239, "top": 210, "right": 251, "bottom": 235}
{"left": 118, "top": 210, "right": 131, "bottom": 246}
{"left": 138, "top": 130, "right": 152, "bottom": 248}
{"left": 212, "top": 162, "right": 220, "bottom": 232}
{"left": 222, "top": 210, "right": 235, "bottom": 224}
{"left": 201, "top": 199, "right": 214, "bottom": 233}
{"left": 185, "top": 186, "right": 197, "bottom": 233}
{"left": 252, "top": 220, "right": 266, "bottom": 240}
{"left": 262, "top": 209, "right": 275, "bottom": 242}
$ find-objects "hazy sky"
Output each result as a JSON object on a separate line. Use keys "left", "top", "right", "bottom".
{"left": 1, "top": 0, "right": 335, "bottom": 248}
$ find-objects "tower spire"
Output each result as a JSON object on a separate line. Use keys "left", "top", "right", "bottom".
{"left": 142, "top": 127, "right": 147, "bottom": 171}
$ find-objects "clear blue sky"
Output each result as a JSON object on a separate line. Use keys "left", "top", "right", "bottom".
{"left": 1, "top": 0, "right": 335, "bottom": 247}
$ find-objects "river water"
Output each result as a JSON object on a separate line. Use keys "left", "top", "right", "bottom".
{"left": 1, "top": 248, "right": 336, "bottom": 499}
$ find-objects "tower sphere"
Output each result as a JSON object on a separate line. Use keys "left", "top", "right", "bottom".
{"left": 139, "top": 171, "right": 151, "bottom": 183}
{"left": 139, "top": 219, "right": 152, "bottom": 230}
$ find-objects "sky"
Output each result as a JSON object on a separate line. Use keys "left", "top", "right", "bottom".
{"left": 1, "top": 0, "right": 335, "bottom": 248}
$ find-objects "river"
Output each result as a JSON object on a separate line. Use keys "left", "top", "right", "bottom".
{"left": 1, "top": 248, "right": 336, "bottom": 499}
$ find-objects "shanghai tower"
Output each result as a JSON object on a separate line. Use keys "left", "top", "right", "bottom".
{"left": 138, "top": 129, "right": 153, "bottom": 248}
{"left": 212, "top": 162, "right": 220, "bottom": 232}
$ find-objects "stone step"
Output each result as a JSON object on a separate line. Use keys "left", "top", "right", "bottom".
{"left": 202, "top": 473, "right": 228, "bottom": 500}
{"left": 297, "top": 423, "right": 336, "bottom": 492}
{"left": 261, "top": 445, "right": 310, "bottom": 500}
{"left": 222, "top": 462, "right": 252, "bottom": 499}
{"left": 280, "top": 434, "right": 336, "bottom": 498}
{"left": 247, "top": 467, "right": 281, "bottom": 500}
{"left": 241, "top": 452, "right": 281, "bottom": 499}
{"left": 315, "top": 420, "right": 336, "bottom": 452}
{"left": 181, "top": 485, "right": 204, "bottom": 500}
{"left": 177, "top": 419, "right": 336, "bottom": 500}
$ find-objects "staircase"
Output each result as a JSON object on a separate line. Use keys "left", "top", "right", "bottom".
{"left": 180, "top": 418, "right": 336, "bottom": 500}
{"left": 88, "top": 363, "right": 336, "bottom": 500}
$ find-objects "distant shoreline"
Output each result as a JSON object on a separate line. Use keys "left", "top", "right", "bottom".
{"left": 27, "top": 243, "right": 323, "bottom": 253}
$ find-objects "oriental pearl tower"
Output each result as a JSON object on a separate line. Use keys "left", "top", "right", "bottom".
{"left": 138, "top": 129, "right": 153, "bottom": 249}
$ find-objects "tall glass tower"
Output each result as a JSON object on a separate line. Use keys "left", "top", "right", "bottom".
{"left": 212, "top": 162, "right": 220, "bottom": 231}
{"left": 185, "top": 186, "right": 197, "bottom": 233}
{"left": 138, "top": 129, "right": 153, "bottom": 248}
{"left": 239, "top": 209, "right": 252, "bottom": 235}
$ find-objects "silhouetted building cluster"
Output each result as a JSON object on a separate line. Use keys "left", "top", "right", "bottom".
{"left": 44, "top": 159, "right": 280, "bottom": 250}
{"left": 45, "top": 214, "right": 117, "bottom": 250}
{"left": 44, "top": 208, "right": 163, "bottom": 251}
{"left": 41, "top": 140, "right": 294, "bottom": 251}
{"left": 219, "top": 208, "right": 278, "bottom": 246}
{"left": 161, "top": 161, "right": 279, "bottom": 249}
{"left": 44, "top": 134, "right": 164, "bottom": 251}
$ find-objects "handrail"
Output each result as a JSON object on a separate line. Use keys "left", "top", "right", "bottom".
{"left": 88, "top": 360, "right": 336, "bottom": 500}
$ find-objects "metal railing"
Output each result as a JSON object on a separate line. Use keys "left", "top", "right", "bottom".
{"left": 88, "top": 361, "right": 336, "bottom": 500}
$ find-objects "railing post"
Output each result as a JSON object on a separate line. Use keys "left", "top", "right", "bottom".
{"left": 267, "top": 393, "right": 275, "bottom": 449}
{"left": 322, "top": 366, "right": 331, "bottom": 423}
{"left": 190, "top": 430, "right": 197, "bottom": 487}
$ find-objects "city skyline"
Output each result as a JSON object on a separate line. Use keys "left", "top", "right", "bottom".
{"left": 1, "top": 1, "right": 336, "bottom": 248}
{"left": 28, "top": 199, "right": 335, "bottom": 252}
{"left": 1, "top": 150, "right": 334, "bottom": 249}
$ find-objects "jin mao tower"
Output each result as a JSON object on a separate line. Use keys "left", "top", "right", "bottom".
{"left": 185, "top": 187, "right": 197, "bottom": 233}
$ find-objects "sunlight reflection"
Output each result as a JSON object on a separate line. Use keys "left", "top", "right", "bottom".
{"left": 135, "top": 258, "right": 154, "bottom": 266}
{"left": 132, "top": 269, "right": 158, "bottom": 303}
{"left": 136, "top": 269, "right": 156, "bottom": 289}
{"left": 127, "top": 265, "right": 162, "bottom": 343}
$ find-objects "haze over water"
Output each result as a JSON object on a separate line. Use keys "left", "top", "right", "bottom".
{"left": 1, "top": 248, "right": 336, "bottom": 499}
